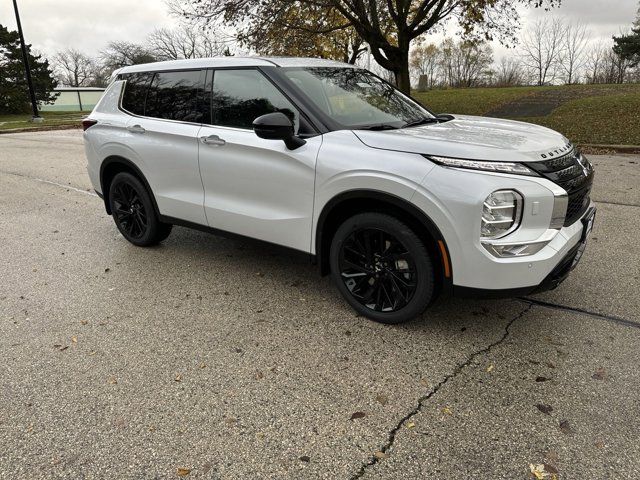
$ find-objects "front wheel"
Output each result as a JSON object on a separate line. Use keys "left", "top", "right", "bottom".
{"left": 108, "top": 172, "right": 172, "bottom": 247}
{"left": 329, "top": 213, "right": 435, "bottom": 324}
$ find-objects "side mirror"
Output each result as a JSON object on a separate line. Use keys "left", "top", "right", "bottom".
{"left": 253, "top": 112, "right": 306, "bottom": 150}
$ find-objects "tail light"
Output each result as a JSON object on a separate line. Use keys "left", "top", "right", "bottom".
{"left": 82, "top": 119, "right": 98, "bottom": 131}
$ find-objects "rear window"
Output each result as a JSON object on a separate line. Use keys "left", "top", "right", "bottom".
{"left": 121, "top": 72, "right": 154, "bottom": 116}
{"left": 145, "top": 70, "right": 203, "bottom": 122}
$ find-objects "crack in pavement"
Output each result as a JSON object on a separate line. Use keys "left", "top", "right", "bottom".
{"left": 518, "top": 297, "right": 639, "bottom": 329}
{"left": 593, "top": 199, "right": 640, "bottom": 208}
{"left": 0, "top": 170, "right": 97, "bottom": 198}
{"left": 349, "top": 303, "right": 533, "bottom": 479}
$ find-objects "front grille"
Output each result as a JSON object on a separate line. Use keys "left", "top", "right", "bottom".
{"left": 525, "top": 149, "right": 594, "bottom": 226}
{"left": 565, "top": 185, "right": 592, "bottom": 226}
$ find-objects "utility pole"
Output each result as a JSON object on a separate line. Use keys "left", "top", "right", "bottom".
{"left": 12, "top": 0, "right": 43, "bottom": 122}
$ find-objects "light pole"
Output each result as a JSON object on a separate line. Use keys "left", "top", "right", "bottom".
{"left": 12, "top": 0, "right": 43, "bottom": 122}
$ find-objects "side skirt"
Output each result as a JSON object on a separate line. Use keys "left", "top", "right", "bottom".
{"left": 158, "top": 215, "right": 317, "bottom": 265}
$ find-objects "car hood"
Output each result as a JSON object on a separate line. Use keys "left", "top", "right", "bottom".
{"left": 352, "top": 115, "right": 572, "bottom": 163}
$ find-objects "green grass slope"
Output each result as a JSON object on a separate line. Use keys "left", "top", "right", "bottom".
{"left": 413, "top": 84, "right": 640, "bottom": 146}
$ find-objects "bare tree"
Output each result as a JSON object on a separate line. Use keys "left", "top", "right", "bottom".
{"left": 583, "top": 43, "right": 607, "bottom": 84}
{"left": 437, "top": 38, "right": 493, "bottom": 87}
{"left": 100, "top": 41, "right": 156, "bottom": 74}
{"left": 410, "top": 43, "right": 440, "bottom": 90}
{"left": 520, "top": 18, "right": 564, "bottom": 85}
{"left": 147, "top": 24, "right": 228, "bottom": 60}
{"left": 53, "top": 49, "right": 96, "bottom": 87}
{"left": 494, "top": 57, "right": 525, "bottom": 86}
{"left": 559, "top": 21, "right": 589, "bottom": 84}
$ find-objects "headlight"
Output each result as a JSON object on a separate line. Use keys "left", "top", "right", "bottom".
{"left": 427, "top": 155, "right": 537, "bottom": 176}
{"left": 481, "top": 190, "right": 523, "bottom": 239}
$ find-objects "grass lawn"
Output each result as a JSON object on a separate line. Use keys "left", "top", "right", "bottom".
{"left": 0, "top": 111, "right": 87, "bottom": 131}
{"left": 413, "top": 84, "right": 640, "bottom": 146}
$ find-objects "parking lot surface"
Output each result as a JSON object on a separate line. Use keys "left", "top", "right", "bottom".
{"left": 1, "top": 130, "right": 639, "bottom": 479}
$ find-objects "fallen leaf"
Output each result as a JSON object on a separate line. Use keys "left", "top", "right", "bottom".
{"left": 442, "top": 406, "right": 453, "bottom": 415}
{"left": 88, "top": 351, "right": 97, "bottom": 356}
{"left": 199, "top": 363, "right": 207, "bottom": 369}
{"left": 559, "top": 419, "right": 573, "bottom": 434}
{"left": 350, "top": 411, "right": 366, "bottom": 420}
{"left": 299, "top": 455, "right": 310, "bottom": 462}
{"left": 535, "top": 376, "right": 550, "bottom": 382}
{"left": 374, "top": 451, "right": 389, "bottom": 459}
{"left": 80, "top": 320, "right": 88, "bottom": 325}
{"left": 529, "top": 463, "right": 546, "bottom": 479}
{"left": 486, "top": 364, "right": 494, "bottom": 373}
{"left": 175, "top": 374, "right": 182, "bottom": 382}
{"left": 71, "top": 336, "right": 78, "bottom": 344}
{"left": 255, "top": 371, "right": 264, "bottom": 380}
{"left": 535, "top": 404, "right": 553, "bottom": 415}
{"left": 375, "top": 394, "right": 388, "bottom": 406}
{"left": 176, "top": 467, "right": 191, "bottom": 477}
{"left": 592, "top": 367, "right": 607, "bottom": 380}
{"left": 107, "top": 376, "right": 117, "bottom": 385}
{"left": 406, "top": 422, "right": 415, "bottom": 429}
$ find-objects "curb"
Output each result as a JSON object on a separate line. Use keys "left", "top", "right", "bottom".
{"left": 579, "top": 144, "right": 640, "bottom": 154}
{"left": 0, "top": 124, "right": 81, "bottom": 135}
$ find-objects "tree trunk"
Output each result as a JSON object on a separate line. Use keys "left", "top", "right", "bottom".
{"left": 392, "top": 45, "right": 411, "bottom": 94}
{"left": 395, "top": 61, "right": 411, "bottom": 94}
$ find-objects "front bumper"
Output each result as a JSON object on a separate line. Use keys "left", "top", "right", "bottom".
{"left": 453, "top": 206, "right": 596, "bottom": 298}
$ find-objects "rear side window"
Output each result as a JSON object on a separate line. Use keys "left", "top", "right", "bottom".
{"left": 121, "top": 72, "right": 154, "bottom": 116}
{"left": 145, "top": 70, "right": 203, "bottom": 122}
{"left": 211, "top": 69, "right": 299, "bottom": 131}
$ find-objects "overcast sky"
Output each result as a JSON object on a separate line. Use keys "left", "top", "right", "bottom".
{"left": 0, "top": 0, "right": 637, "bottom": 61}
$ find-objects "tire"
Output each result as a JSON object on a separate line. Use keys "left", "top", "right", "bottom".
{"left": 330, "top": 213, "right": 435, "bottom": 324}
{"left": 108, "top": 172, "right": 173, "bottom": 246}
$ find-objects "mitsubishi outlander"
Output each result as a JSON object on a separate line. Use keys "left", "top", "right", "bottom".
{"left": 83, "top": 57, "right": 596, "bottom": 324}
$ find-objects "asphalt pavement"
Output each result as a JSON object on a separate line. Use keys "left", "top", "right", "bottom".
{"left": 1, "top": 130, "right": 638, "bottom": 479}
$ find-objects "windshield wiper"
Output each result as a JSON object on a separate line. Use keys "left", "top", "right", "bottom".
{"left": 357, "top": 124, "right": 399, "bottom": 131}
{"left": 402, "top": 117, "right": 440, "bottom": 128}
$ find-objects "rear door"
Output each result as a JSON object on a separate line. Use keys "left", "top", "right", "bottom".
{"left": 121, "top": 70, "right": 207, "bottom": 225}
{"left": 197, "top": 68, "right": 321, "bottom": 252}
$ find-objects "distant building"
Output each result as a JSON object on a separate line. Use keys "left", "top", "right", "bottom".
{"left": 40, "top": 87, "right": 105, "bottom": 112}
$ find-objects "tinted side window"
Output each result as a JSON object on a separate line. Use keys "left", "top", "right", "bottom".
{"left": 211, "top": 69, "right": 299, "bottom": 131}
{"left": 121, "top": 72, "right": 154, "bottom": 116}
{"left": 145, "top": 70, "right": 203, "bottom": 122}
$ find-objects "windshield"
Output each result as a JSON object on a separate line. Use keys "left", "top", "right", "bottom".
{"left": 281, "top": 67, "right": 433, "bottom": 129}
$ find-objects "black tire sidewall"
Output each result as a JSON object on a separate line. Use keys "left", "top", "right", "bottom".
{"left": 330, "top": 213, "right": 434, "bottom": 324}
{"left": 109, "top": 172, "right": 162, "bottom": 247}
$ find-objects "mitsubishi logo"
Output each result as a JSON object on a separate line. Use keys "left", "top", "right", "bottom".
{"left": 576, "top": 155, "right": 590, "bottom": 177}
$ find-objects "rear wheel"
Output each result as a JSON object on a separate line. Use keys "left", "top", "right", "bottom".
{"left": 108, "top": 172, "right": 172, "bottom": 246}
{"left": 330, "top": 213, "right": 434, "bottom": 324}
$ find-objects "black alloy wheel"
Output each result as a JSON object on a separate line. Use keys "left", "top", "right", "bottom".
{"left": 108, "top": 172, "right": 172, "bottom": 246}
{"left": 330, "top": 213, "right": 435, "bottom": 324}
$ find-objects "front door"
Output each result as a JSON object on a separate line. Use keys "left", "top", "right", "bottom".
{"left": 198, "top": 68, "right": 321, "bottom": 252}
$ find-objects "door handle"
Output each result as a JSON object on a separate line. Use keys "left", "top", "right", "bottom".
{"left": 200, "top": 134, "right": 226, "bottom": 146}
{"left": 127, "top": 124, "right": 146, "bottom": 134}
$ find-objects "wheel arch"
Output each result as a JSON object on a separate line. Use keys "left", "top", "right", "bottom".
{"left": 315, "top": 190, "right": 453, "bottom": 295}
{"left": 100, "top": 156, "right": 160, "bottom": 217}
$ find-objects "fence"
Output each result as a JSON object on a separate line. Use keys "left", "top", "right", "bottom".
{"left": 40, "top": 87, "right": 106, "bottom": 112}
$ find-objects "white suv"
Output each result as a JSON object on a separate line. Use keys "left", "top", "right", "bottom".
{"left": 84, "top": 57, "right": 595, "bottom": 324}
